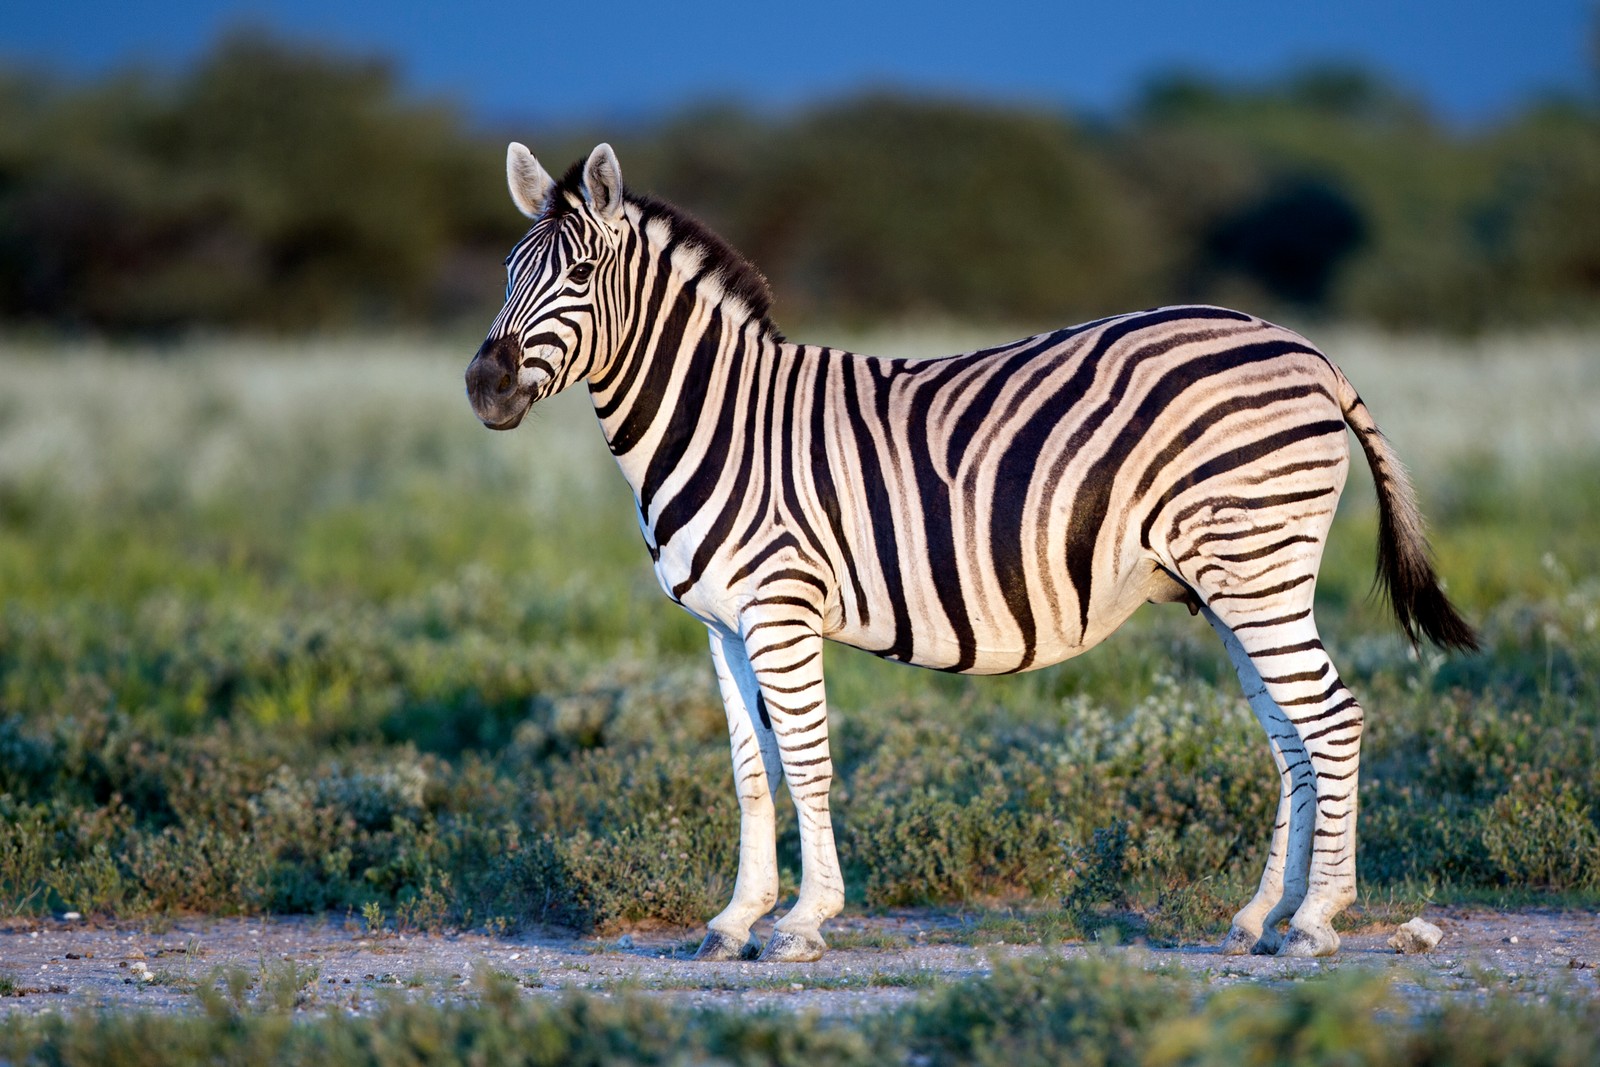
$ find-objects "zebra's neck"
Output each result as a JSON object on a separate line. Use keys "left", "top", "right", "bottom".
{"left": 585, "top": 250, "right": 790, "bottom": 519}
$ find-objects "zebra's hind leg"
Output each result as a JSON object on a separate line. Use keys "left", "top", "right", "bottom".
{"left": 739, "top": 603, "right": 844, "bottom": 963}
{"left": 1207, "top": 603, "right": 1363, "bottom": 958}
{"left": 695, "top": 629, "right": 783, "bottom": 961}
{"left": 1204, "top": 608, "right": 1313, "bottom": 955}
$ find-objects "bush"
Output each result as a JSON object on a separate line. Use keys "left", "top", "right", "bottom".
{"left": 1480, "top": 771, "right": 1600, "bottom": 890}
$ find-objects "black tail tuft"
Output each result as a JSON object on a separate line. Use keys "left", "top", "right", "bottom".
{"left": 1340, "top": 371, "right": 1480, "bottom": 654}
{"left": 1374, "top": 491, "right": 1480, "bottom": 652}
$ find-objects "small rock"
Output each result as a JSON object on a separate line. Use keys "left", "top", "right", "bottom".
{"left": 616, "top": 935, "right": 634, "bottom": 950}
{"left": 65, "top": 953, "right": 82, "bottom": 960}
{"left": 1505, "top": 935, "right": 1519, "bottom": 944}
{"left": 60, "top": 912, "right": 82, "bottom": 921}
{"left": 1389, "top": 918, "right": 1443, "bottom": 954}
{"left": 789, "top": 983, "right": 804, "bottom": 992}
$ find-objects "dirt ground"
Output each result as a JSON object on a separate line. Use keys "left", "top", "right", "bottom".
{"left": 1, "top": 908, "right": 1596, "bottom": 1018}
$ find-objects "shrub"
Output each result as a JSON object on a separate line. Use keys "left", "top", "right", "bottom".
{"left": 1480, "top": 770, "right": 1600, "bottom": 890}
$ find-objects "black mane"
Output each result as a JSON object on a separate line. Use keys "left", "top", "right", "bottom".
{"left": 550, "top": 159, "right": 779, "bottom": 334}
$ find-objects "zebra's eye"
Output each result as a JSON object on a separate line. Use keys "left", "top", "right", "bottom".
{"left": 569, "top": 262, "right": 594, "bottom": 284}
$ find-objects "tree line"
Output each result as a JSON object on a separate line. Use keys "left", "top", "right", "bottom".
{"left": 1, "top": 32, "right": 1596, "bottom": 335}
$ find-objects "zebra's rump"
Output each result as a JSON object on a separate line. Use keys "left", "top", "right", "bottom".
{"left": 797, "top": 306, "right": 1351, "bottom": 675}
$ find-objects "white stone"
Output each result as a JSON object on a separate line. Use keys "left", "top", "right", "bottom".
{"left": 1388, "top": 918, "right": 1444, "bottom": 954}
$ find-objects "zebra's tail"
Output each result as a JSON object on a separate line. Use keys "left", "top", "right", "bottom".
{"left": 1334, "top": 366, "right": 1480, "bottom": 652}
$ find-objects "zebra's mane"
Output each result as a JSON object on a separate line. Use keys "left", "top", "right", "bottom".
{"left": 551, "top": 159, "right": 780, "bottom": 336}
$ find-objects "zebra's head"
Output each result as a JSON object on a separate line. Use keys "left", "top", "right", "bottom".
{"left": 466, "top": 142, "right": 627, "bottom": 431}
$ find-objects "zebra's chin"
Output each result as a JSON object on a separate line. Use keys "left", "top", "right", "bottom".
{"left": 467, "top": 385, "right": 534, "bottom": 430}
{"left": 480, "top": 401, "right": 531, "bottom": 431}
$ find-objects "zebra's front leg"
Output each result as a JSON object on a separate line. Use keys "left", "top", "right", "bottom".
{"left": 695, "top": 628, "right": 784, "bottom": 961}
{"left": 740, "top": 606, "right": 843, "bottom": 963}
{"left": 1206, "top": 609, "right": 1314, "bottom": 956}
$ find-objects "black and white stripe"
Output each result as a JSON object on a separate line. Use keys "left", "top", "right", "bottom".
{"left": 466, "top": 143, "right": 1477, "bottom": 962}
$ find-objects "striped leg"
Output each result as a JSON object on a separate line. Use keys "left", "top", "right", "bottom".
{"left": 1210, "top": 604, "right": 1362, "bottom": 957}
{"left": 695, "top": 628, "right": 783, "bottom": 961}
{"left": 739, "top": 600, "right": 844, "bottom": 963}
{"left": 1206, "top": 608, "right": 1314, "bottom": 955}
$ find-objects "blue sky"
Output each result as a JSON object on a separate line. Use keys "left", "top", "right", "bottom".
{"left": 0, "top": 1, "right": 1592, "bottom": 126}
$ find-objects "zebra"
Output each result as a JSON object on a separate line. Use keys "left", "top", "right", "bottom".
{"left": 465, "top": 142, "right": 1477, "bottom": 963}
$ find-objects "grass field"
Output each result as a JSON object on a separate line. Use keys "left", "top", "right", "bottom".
{"left": 1, "top": 328, "right": 1598, "bottom": 1058}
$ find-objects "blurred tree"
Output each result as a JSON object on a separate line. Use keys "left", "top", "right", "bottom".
{"left": 0, "top": 31, "right": 507, "bottom": 331}
{"left": 1204, "top": 175, "right": 1367, "bottom": 306}
{"left": 690, "top": 95, "right": 1161, "bottom": 325}
{"left": 0, "top": 36, "right": 1595, "bottom": 335}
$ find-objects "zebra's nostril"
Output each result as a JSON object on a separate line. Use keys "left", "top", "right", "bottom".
{"left": 496, "top": 374, "right": 512, "bottom": 394}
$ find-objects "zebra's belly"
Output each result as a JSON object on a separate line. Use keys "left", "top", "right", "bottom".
{"left": 824, "top": 600, "right": 1136, "bottom": 676}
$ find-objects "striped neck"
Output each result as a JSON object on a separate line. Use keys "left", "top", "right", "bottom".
{"left": 585, "top": 220, "right": 787, "bottom": 510}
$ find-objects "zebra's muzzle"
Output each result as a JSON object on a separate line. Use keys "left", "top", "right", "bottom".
{"left": 465, "top": 335, "right": 532, "bottom": 431}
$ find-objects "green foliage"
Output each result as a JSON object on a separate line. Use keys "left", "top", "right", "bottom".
{"left": 1142, "top": 875, "right": 1238, "bottom": 946}
{"left": 2, "top": 36, "right": 1598, "bottom": 333}
{"left": 638, "top": 95, "right": 1164, "bottom": 325}
{"left": 1060, "top": 821, "right": 1134, "bottom": 928}
{"left": 486, "top": 749, "right": 738, "bottom": 932}
{"left": 3, "top": 954, "right": 1600, "bottom": 1065}
{"left": 0, "top": 33, "right": 503, "bottom": 332}
{"left": 894, "top": 955, "right": 1186, "bottom": 1066}
{"left": 1479, "top": 771, "right": 1600, "bottom": 890}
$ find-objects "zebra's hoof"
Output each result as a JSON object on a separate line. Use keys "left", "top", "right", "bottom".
{"left": 757, "top": 930, "right": 826, "bottom": 963}
{"left": 1218, "top": 926, "right": 1258, "bottom": 956}
{"left": 1250, "top": 926, "right": 1284, "bottom": 955}
{"left": 1277, "top": 924, "right": 1339, "bottom": 958}
{"left": 694, "top": 930, "right": 760, "bottom": 962}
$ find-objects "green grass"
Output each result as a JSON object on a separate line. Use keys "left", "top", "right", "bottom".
{"left": 1, "top": 955, "right": 1599, "bottom": 1066}
{"left": 0, "top": 332, "right": 1597, "bottom": 935}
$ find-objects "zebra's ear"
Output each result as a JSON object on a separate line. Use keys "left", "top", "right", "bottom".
{"left": 507, "top": 142, "right": 554, "bottom": 219}
{"left": 582, "top": 143, "right": 625, "bottom": 225}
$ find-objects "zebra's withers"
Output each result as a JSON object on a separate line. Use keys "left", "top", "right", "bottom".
{"left": 466, "top": 142, "right": 1477, "bottom": 962}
